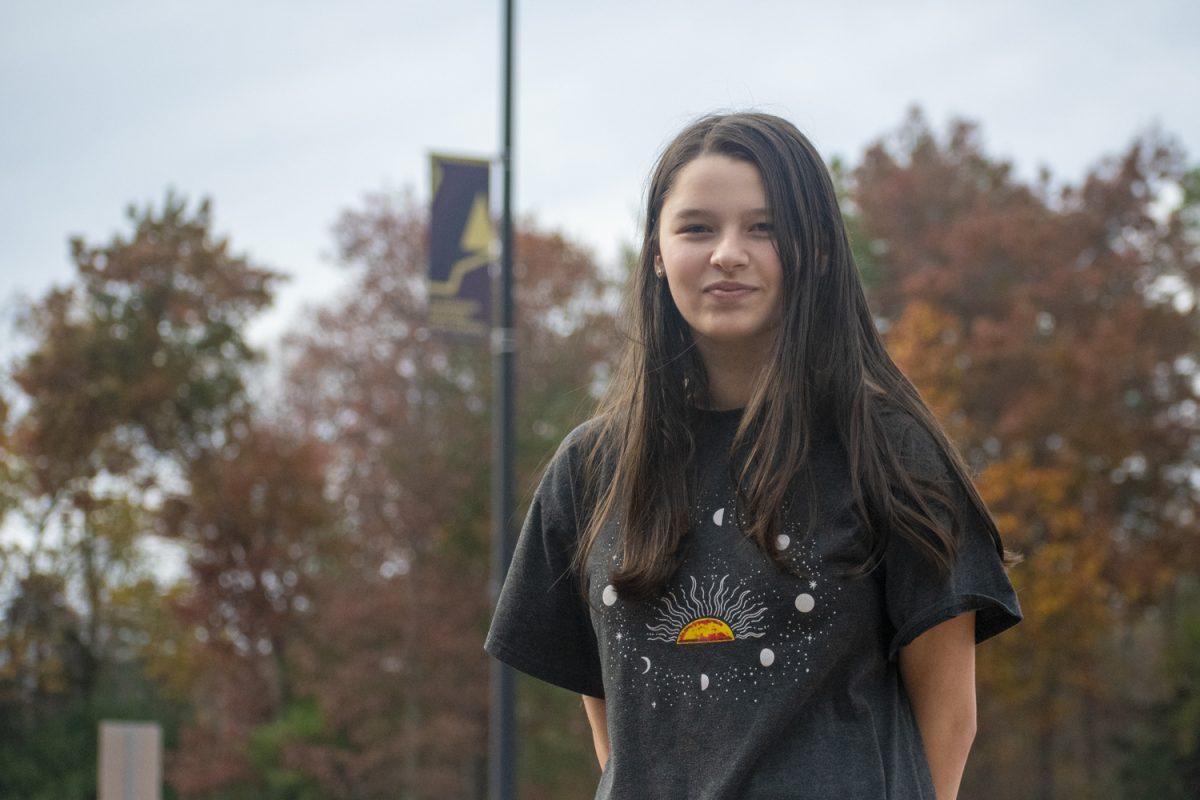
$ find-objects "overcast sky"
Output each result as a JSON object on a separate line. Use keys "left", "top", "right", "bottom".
{"left": 2, "top": 0, "right": 1197, "bottom": 353}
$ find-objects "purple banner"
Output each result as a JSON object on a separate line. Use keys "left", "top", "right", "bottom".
{"left": 428, "top": 154, "right": 493, "bottom": 336}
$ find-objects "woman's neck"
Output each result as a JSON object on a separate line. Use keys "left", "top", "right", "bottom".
{"left": 697, "top": 341, "right": 769, "bottom": 411}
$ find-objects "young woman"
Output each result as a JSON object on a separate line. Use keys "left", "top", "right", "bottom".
{"left": 486, "top": 112, "right": 1021, "bottom": 799}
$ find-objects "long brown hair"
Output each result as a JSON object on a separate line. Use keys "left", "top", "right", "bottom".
{"left": 577, "top": 112, "right": 1016, "bottom": 602}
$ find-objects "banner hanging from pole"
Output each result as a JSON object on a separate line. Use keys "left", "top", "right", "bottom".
{"left": 428, "top": 154, "right": 494, "bottom": 336}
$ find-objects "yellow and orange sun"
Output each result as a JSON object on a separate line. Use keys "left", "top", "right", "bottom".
{"left": 676, "top": 617, "right": 735, "bottom": 644}
{"left": 647, "top": 575, "right": 767, "bottom": 645}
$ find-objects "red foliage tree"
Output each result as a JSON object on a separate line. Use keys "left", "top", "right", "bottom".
{"left": 274, "top": 192, "right": 615, "bottom": 798}
{"left": 163, "top": 422, "right": 340, "bottom": 796}
{"left": 854, "top": 109, "right": 1199, "bottom": 798}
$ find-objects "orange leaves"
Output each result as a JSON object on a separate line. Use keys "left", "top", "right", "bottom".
{"left": 977, "top": 452, "right": 1080, "bottom": 544}
{"left": 884, "top": 300, "right": 965, "bottom": 429}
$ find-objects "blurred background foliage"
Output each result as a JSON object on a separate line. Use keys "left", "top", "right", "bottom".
{"left": 0, "top": 109, "right": 1197, "bottom": 799}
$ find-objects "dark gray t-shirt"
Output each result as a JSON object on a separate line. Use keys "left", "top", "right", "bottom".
{"left": 485, "top": 409, "right": 1021, "bottom": 799}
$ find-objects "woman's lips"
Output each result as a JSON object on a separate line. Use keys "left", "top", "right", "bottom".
{"left": 704, "top": 281, "right": 756, "bottom": 299}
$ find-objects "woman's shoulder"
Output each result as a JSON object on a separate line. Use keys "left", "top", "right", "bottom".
{"left": 529, "top": 416, "right": 617, "bottom": 523}
{"left": 873, "top": 403, "right": 955, "bottom": 481}
{"left": 554, "top": 414, "right": 609, "bottom": 459}
{"left": 539, "top": 415, "right": 614, "bottom": 484}
{"left": 874, "top": 404, "right": 925, "bottom": 449}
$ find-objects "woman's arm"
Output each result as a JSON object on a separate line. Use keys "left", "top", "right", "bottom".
{"left": 899, "top": 611, "right": 978, "bottom": 800}
{"left": 581, "top": 695, "right": 610, "bottom": 769}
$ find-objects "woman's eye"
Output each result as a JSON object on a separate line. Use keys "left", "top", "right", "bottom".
{"left": 751, "top": 222, "right": 774, "bottom": 233}
{"left": 682, "top": 225, "right": 709, "bottom": 234}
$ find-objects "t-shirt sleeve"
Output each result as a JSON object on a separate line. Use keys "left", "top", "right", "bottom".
{"left": 484, "top": 425, "right": 605, "bottom": 697}
{"left": 882, "top": 416, "right": 1022, "bottom": 660}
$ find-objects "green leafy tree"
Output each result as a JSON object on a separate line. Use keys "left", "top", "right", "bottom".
{"left": 1116, "top": 578, "right": 1200, "bottom": 798}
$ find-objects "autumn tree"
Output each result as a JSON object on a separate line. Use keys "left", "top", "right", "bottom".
{"left": 273, "top": 192, "right": 615, "bottom": 799}
{"left": 0, "top": 193, "right": 280, "bottom": 798}
{"left": 163, "top": 420, "right": 340, "bottom": 799}
{"left": 852, "top": 110, "right": 1200, "bottom": 799}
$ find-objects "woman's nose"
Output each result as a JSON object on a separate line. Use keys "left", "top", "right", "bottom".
{"left": 710, "top": 233, "right": 749, "bottom": 270}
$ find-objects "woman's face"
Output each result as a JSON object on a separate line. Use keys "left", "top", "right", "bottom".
{"left": 656, "top": 154, "right": 783, "bottom": 365}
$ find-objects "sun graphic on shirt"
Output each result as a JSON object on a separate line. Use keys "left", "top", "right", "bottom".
{"left": 676, "top": 617, "right": 735, "bottom": 644}
{"left": 646, "top": 575, "right": 767, "bottom": 644}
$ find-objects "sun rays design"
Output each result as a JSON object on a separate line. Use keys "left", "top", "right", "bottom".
{"left": 646, "top": 575, "right": 768, "bottom": 644}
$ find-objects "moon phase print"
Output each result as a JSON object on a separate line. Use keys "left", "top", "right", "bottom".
{"left": 595, "top": 503, "right": 844, "bottom": 710}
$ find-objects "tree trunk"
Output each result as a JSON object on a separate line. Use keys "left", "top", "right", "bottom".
{"left": 78, "top": 517, "right": 102, "bottom": 703}
{"left": 1036, "top": 679, "right": 1057, "bottom": 800}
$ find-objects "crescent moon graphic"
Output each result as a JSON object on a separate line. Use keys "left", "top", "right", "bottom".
{"left": 713, "top": 508, "right": 725, "bottom": 526}
{"left": 641, "top": 656, "right": 651, "bottom": 674}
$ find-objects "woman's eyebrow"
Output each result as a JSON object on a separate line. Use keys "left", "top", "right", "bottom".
{"left": 669, "top": 207, "right": 772, "bottom": 220}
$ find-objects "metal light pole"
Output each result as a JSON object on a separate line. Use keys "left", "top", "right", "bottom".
{"left": 489, "top": 0, "right": 517, "bottom": 799}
